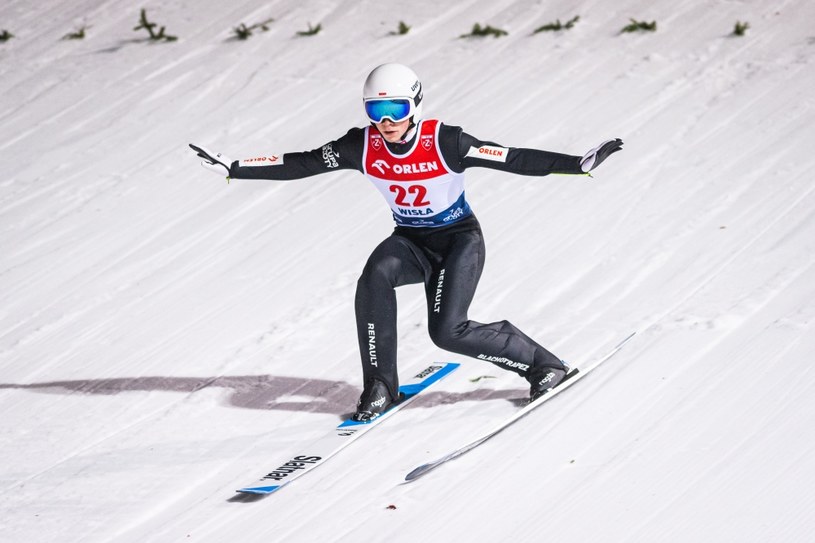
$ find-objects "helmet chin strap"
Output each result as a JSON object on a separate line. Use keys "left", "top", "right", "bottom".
{"left": 400, "top": 120, "right": 418, "bottom": 142}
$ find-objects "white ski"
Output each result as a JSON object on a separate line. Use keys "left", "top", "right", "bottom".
{"left": 404, "top": 333, "right": 635, "bottom": 482}
{"left": 237, "top": 362, "right": 459, "bottom": 495}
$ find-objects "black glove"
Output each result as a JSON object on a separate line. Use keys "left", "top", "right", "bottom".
{"left": 579, "top": 138, "right": 623, "bottom": 172}
{"left": 189, "top": 143, "right": 233, "bottom": 177}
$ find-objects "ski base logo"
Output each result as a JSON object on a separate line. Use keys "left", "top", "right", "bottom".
{"left": 261, "top": 455, "right": 322, "bottom": 481}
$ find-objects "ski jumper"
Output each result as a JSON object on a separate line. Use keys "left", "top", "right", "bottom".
{"left": 229, "top": 119, "right": 585, "bottom": 401}
{"left": 354, "top": 120, "right": 561, "bottom": 400}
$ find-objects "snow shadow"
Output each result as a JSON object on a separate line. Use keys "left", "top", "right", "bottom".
{"left": 0, "top": 375, "right": 526, "bottom": 415}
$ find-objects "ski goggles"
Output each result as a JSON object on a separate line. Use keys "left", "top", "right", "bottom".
{"left": 364, "top": 98, "right": 414, "bottom": 123}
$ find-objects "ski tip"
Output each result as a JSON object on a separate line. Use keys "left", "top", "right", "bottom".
{"left": 237, "top": 485, "right": 281, "bottom": 495}
{"left": 618, "top": 331, "right": 636, "bottom": 347}
{"left": 405, "top": 463, "right": 434, "bottom": 482}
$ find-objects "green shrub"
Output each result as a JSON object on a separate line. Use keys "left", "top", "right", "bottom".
{"left": 62, "top": 26, "right": 87, "bottom": 40}
{"left": 0, "top": 29, "right": 13, "bottom": 42}
{"left": 460, "top": 23, "right": 508, "bottom": 38}
{"left": 233, "top": 18, "right": 274, "bottom": 40}
{"left": 389, "top": 21, "right": 411, "bottom": 36}
{"left": 133, "top": 8, "right": 177, "bottom": 42}
{"left": 733, "top": 21, "right": 749, "bottom": 36}
{"left": 534, "top": 16, "right": 579, "bottom": 33}
{"left": 621, "top": 19, "right": 657, "bottom": 33}
{"left": 297, "top": 22, "right": 321, "bottom": 36}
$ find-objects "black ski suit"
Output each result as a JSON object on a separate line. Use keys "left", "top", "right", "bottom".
{"left": 228, "top": 120, "right": 586, "bottom": 401}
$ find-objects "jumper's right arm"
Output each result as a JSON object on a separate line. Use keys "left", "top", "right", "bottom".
{"left": 190, "top": 128, "right": 365, "bottom": 181}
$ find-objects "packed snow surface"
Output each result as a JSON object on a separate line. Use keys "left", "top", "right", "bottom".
{"left": 2, "top": 0, "right": 814, "bottom": 541}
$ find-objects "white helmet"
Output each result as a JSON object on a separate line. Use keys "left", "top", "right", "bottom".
{"left": 362, "top": 63, "right": 423, "bottom": 124}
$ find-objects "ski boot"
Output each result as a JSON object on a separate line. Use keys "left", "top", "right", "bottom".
{"left": 352, "top": 378, "right": 400, "bottom": 422}
{"left": 527, "top": 362, "right": 571, "bottom": 403}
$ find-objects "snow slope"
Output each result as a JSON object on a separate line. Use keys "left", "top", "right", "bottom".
{"left": 2, "top": 0, "right": 814, "bottom": 541}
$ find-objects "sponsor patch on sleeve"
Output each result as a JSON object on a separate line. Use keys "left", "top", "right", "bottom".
{"left": 322, "top": 144, "right": 339, "bottom": 168}
{"left": 239, "top": 155, "right": 284, "bottom": 167}
{"left": 465, "top": 145, "right": 509, "bottom": 163}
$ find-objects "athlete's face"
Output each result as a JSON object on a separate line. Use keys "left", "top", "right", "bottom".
{"left": 375, "top": 118, "right": 411, "bottom": 143}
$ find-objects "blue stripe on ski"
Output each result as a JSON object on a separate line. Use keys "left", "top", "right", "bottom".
{"left": 238, "top": 486, "right": 280, "bottom": 494}
{"left": 338, "top": 362, "right": 460, "bottom": 428}
{"left": 401, "top": 362, "right": 459, "bottom": 397}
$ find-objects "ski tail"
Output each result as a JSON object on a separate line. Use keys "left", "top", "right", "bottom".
{"left": 237, "top": 362, "right": 459, "bottom": 495}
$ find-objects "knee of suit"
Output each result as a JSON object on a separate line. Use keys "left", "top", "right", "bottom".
{"left": 357, "top": 255, "right": 404, "bottom": 291}
{"left": 428, "top": 320, "right": 470, "bottom": 353}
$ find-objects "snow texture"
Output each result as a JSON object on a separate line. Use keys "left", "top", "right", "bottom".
{"left": 2, "top": 0, "right": 814, "bottom": 541}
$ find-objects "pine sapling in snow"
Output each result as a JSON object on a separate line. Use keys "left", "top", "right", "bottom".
{"left": 133, "top": 8, "right": 177, "bottom": 42}
{"left": 621, "top": 18, "right": 657, "bottom": 33}
{"left": 388, "top": 21, "right": 411, "bottom": 36}
{"left": 296, "top": 23, "right": 321, "bottom": 36}
{"left": 733, "top": 21, "right": 750, "bottom": 36}
{"left": 534, "top": 16, "right": 580, "bottom": 33}
{"left": 62, "top": 26, "right": 88, "bottom": 40}
{"left": 232, "top": 18, "right": 275, "bottom": 40}
{"left": 460, "top": 23, "right": 508, "bottom": 38}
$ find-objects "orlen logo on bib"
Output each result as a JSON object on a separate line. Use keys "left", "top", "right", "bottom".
{"left": 393, "top": 161, "right": 439, "bottom": 174}
{"left": 371, "top": 160, "right": 439, "bottom": 176}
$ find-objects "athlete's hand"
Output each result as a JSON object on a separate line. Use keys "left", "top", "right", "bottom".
{"left": 189, "top": 144, "right": 233, "bottom": 177}
{"left": 579, "top": 138, "right": 623, "bottom": 172}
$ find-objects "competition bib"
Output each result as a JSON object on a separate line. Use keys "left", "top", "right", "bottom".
{"left": 362, "top": 119, "right": 470, "bottom": 227}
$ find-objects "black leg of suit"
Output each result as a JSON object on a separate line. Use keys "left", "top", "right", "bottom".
{"left": 355, "top": 216, "right": 563, "bottom": 400}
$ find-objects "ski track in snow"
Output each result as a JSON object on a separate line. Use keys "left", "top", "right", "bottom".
{"left": 2, "top": 0, "right": 815, "bottom": 541}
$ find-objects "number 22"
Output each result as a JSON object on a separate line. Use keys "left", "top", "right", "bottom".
{"left": 390, "top": 185, "right": 430, "bottom": 207}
